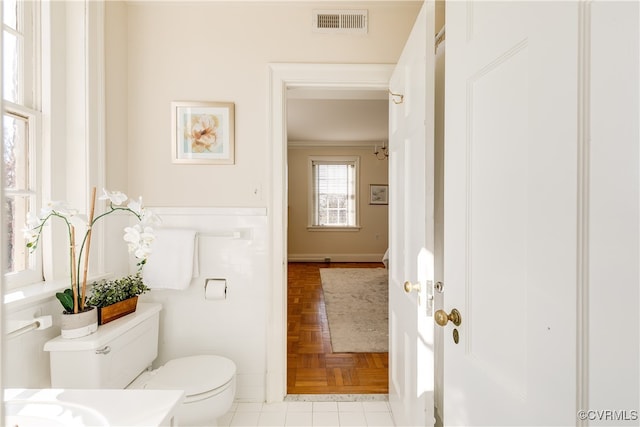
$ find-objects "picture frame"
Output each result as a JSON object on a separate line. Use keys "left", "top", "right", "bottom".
{"left": 369, "top": 184, "right": 389, "bottom": 205}
{"left": 171, "top": 101, "right": 235, "bottom": 164}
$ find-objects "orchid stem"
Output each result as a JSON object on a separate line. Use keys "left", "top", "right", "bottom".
{"left": 70, "top": 226, "right": 78, "bottom": 314}
{"left": 80, "top": 187, "right": 97, "bottom": 311}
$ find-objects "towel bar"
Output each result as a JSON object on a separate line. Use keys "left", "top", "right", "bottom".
{"left": 7, "top": 315, "right": 53, "bottom": 339}
{"left": 198, "top": 230, "right": 247, "bottom": 239}
{"left": 7, "top": 321, "right": 41, "bottom": 338}
{"left": 198, "top": 231, "right": 240, "bottom": 238}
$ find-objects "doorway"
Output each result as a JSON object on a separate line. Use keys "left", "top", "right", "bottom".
{"left": 286, "top": 83, "right": 390, "bottom": 395}
{"left": 267, "top": 63, "right": 395, "bottom": 401}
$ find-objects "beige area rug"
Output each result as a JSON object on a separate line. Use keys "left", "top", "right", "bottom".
{"left": 320, "top": 268, "right": 389, "bottom": 353}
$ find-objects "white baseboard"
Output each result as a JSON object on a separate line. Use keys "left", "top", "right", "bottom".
{"left": 288, "top": 253, "right": 384, "bottom": 263}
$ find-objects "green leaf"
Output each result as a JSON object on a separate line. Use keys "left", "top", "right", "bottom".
{"left": 86, "top": 273, "right": 150, "bottom": 308}
{"left": 56, "top": 289, "right": 75, "bottom": 312}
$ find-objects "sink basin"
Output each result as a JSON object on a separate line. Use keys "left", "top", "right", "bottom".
{"left": 5, "top": 400, "right": 109, "bottom": 427}
{"left": 5, "top": 388, "right": 183, "bottom": 426}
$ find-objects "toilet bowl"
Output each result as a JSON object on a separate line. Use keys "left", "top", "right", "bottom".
{"left": 128, "top": 355, "right": 236, "bottom": 426}
{"left": 44, "top": 303, "right": 236, "bottom": 426}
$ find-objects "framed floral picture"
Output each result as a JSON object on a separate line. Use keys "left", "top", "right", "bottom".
{"left": 369, "top": 184, "right": 388, "bottom": 205}
{"left": 171, "top": 101, "right": 235, "bottom": 164}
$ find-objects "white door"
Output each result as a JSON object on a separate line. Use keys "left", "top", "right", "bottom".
{"left": 443, "top": 2, "right": 579, "bottom": 425}
{"left": 388, "top": 2, "right": 436, "bottom": 426}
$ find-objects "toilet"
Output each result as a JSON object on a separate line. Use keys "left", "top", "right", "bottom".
{"left": 43, "top": 303, "right": 236, "bottom": 426}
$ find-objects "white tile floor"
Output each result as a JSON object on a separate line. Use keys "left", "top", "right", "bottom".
{"left": 219, "top": 400, "right": 396, "bottom": 427}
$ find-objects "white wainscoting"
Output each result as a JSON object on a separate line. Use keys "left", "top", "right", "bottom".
{"left": 138, "top": 207, "right": 268, "bottom": 402}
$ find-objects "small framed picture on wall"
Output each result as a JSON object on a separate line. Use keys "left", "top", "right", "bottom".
{"left": 369, "top": 184, "right": 388, "bottom": 205}
{"left": 171, "top": 101, "right": 235, "bottom": 164}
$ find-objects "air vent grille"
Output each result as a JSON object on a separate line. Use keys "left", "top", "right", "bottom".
{"left": 313, "top": 10, "right": 368, "bottom": 34}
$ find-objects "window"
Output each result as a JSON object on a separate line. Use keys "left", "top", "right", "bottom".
{"left": 308, "top": 156, "right": 360, "bottom": 229}
{"left": 4, "top": 0, "right": 42, "bottom": 287}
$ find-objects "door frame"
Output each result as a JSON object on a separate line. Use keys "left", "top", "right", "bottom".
{"left": 266, "top": 63, "right": 394, "bottom": 401}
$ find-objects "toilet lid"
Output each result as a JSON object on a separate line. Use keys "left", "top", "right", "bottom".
{"left": 145, "top": 355, "right": 236, "bottom": 396}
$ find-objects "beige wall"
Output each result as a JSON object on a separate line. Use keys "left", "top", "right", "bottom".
{"left": 288, "top": 145, "right": 388, "bottom": 261}
{"left": 436, "top": 0, "right": 445, "bottom": 32}
{"left": 105, "top": 1, "right": 129, "bottom": 193}
{"left": 104, "top": 1, "right": 421, "bottom": 207}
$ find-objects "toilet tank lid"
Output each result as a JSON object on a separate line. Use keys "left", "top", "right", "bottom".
{"left": 43, "top": 303, "right": 162, "bottom": 352}
{"left": 145, "top": 355, "right": 236, "bottom": 396}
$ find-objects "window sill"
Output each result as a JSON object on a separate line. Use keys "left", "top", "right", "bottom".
{"left": 306, "top": 226, "right": 362, "bottom": 232}
{"left": 4, "top": 273, "right": 112, "bottom": 312}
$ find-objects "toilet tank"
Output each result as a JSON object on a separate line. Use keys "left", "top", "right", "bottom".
{"left": 44, "top": 303, "right": 162, "bottom": 389}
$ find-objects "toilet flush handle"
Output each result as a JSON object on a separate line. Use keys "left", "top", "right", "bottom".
{"left": 95, "top": 346, "right": 111, "bottom": 355}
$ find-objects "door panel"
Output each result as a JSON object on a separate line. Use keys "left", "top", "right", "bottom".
{"left": 388, "top": 2, "right": 436, "bottom": 426}
{"left": 468, "top": 45, "right": 528, "bottom": 397}
{"left": 444, "top": 1, "right": 578, "bottom": 425}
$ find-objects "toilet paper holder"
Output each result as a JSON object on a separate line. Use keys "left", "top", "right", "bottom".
{"left": 204, "top": 278, "right": 227, "bottom": 300}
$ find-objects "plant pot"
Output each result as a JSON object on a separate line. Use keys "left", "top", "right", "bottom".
{"left": 97, "top": 296, "right": 138, "bottom": 325}
{"left": 60, "top": 306, "right": 98, "bottom": 339}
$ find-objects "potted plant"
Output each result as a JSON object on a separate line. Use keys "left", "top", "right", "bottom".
{"left": 24, "top": 187, "right": 159, "bottom": 338}
{"left": 86, "top": 273, "right": 151, "bottom": 325}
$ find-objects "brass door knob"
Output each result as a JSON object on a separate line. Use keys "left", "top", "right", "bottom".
{"left": 435, "top": 308, "right": 462, "bottom": 327}
{"left": 403, "top": 281, "right": 421, "bottom": 293}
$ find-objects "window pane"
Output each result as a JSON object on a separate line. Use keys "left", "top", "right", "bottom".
{"left": 3, "top": 30, "right": 20, "bottom": 103}
{"left": 312, "top": 159, "right": 358, "bottom": 227}
{"left": 4, "top": 113, "right": 29, "bottom": 190}
{"left": 5, "top": 194, "right": 31, "bottom": 273}
{"left": 3, "top": 0, "right": 18, "bottom": 30}
{"left": 3, "top": 0, "right": 40, "bottom": 288}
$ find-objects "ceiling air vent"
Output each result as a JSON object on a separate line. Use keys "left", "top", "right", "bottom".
{"left": 313, "top": 10, "right": 368, "bottom": 34}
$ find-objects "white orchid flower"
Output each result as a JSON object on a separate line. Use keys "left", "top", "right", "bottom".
{"left": 23, "top": 213, "right": 42, "bottom": 244}
{"left": 140, "top": 226, "right": 155, "bottom": 243}
{"left": 40, "top": 201, "right": 74, "bottom": 218}
{"left": 25, "top": 213, "right": 41, "bottom": 230}
{"left": 23, "top": 229, "right": 39, "bottom": 245}
{"left": 141, "top": 210, "right": 162, "bottom": 227}
{"left": 134, "top": 244, "right": 153, "bottom": 259}
{"left": 127, "top": 197, "right": 143, "bottom": 216}
{"left": 39, "top": 206, "right": 53, "bottom": 217}
{"left": 123, "top": 224, "right": 155, "bottom": 261}
{"left": 23, "top": 217, "right": 40, "bottom": 244}
{"left": 99, "top": 189, "right": 128, "bottom": 206}
{"left": 123, "top": 224, "right": 141, "bottom": 245}
{"left": 68, "top": 214, "right": 88, "bottom": 231}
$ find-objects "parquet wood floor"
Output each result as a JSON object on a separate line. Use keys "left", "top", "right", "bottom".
{"left": 287, "top": 262, "right": 389, "bottom": 395}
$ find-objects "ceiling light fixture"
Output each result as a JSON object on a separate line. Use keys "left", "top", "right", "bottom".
{"left": 374, "top": 142, "right": 389, "bottom": 160}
